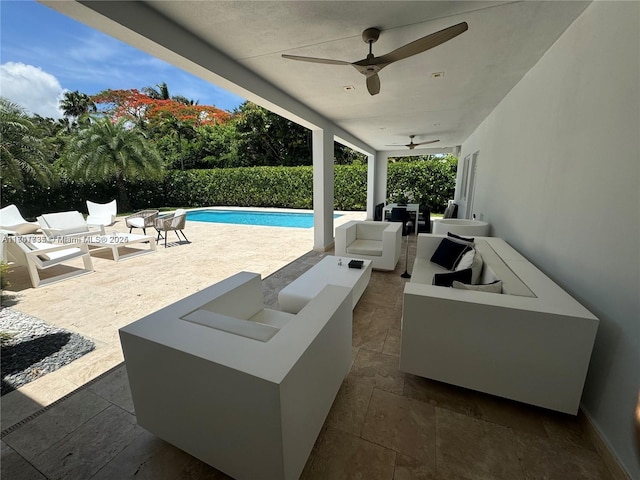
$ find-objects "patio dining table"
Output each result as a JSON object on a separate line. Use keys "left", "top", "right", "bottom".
{"left": 383, "top": 203, "right": 420, "bottom": 234}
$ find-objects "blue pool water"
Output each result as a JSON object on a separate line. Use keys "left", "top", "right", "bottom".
{"left": 186, "top": 209, "right": 341, "bottom": 228}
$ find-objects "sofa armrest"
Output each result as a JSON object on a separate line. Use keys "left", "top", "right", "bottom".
{"left": 335, "top": 221, "right": 358, "bottom": 255}
{"left": 382, "top": 222, "right": 403, "bottom": 264}
{"left": 382, "top": 221, "right": 402, "bottom": 239}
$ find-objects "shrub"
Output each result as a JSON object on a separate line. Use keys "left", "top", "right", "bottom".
{"left": 1, "top": 160, "right": 456, "bottom": 215}
{"left": 386, "top": 158, "right": 457, "bottom": 213}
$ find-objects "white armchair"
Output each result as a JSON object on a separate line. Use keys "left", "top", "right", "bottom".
{"left": 120, "top": 272, "right": 352, "bottom": 480}
{"left": 86, "top": 200, "right": 117, "bottom": 226}
{"left": 335, "top": 220, "right": 402, "bottom": 271}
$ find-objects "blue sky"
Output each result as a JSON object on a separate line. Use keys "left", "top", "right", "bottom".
{"left": 0, "top": 0, "right": 246, "bottom": 118}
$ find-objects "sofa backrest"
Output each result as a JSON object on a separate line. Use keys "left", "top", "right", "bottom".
{"left": 355, "top": 222, "right": 386, "bottom": 241}
{"left": 38, "top": 211, "right": 89, "bottom": 236}
{"left": 474, "top": 241, "right": 535, "bottom": 297}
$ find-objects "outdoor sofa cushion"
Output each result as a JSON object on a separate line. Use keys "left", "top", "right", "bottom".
{"left": 346, "top": 239, "right": 383, "bottom": 257}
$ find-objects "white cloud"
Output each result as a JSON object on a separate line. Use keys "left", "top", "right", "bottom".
{"left": 0, "top": 62, "right": 66, "bottom": 118}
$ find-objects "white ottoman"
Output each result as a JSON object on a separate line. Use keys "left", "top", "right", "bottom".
{"left": 278, "top": 255, "right": 372, "bottom": 313}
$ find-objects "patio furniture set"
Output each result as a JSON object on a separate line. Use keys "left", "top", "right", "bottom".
{"left": 2, "top": 198, "right": 600, "bottom": 478}
{"left": 0, "top": 202, "right": 188, "bottom": 288}
{"left": 119, "top": 215, "right": 600, "bottom": 479}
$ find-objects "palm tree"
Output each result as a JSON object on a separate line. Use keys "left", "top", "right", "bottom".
{"left": 142, "top": 82, "right": 170, "bottom": 100}
{"left": 171, "top": 95, "right": 199, "bottom": 106}
{"left": 0, "top": 97, "right": 54, "bottom": 188}
{"left": 61, "top": 118, "right": 164, "bottom": 211}
{"left": 59, "top": 90, "right": 96, "bottom": 121}
{"left": 143, "top": 83, "right": 198, "bottom": 105}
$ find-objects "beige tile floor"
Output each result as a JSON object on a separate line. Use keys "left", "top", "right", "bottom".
{"left": 1, "top": 216, "right": 618, "bottom": 479}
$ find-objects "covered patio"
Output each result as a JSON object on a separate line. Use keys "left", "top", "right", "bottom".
{"left": 3, "top": 1, "right": 639, "bottom": 479}
{"left": 0, "top": 217, "right": 613, "bottom": 479}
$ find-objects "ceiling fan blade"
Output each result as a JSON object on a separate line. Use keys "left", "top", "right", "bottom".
{"left": 366, "top": 74, "right": 381, "bottom": 95}
{"left": 374, "top": 22, "right": 468, "bottom": 65}
{"left": 415, "top": 139, "right": 440, "bottom": 146}
{"left": 281, "top": 54, "right": 351, "bottom": 66}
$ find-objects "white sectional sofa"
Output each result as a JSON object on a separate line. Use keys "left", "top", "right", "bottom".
{"left": 400, "top": 234, "right": 599, "bottom": 415}
{"left": 334, "top": 220, "right": 402, "bottom": 271}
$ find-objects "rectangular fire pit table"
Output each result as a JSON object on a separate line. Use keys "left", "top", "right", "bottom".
{"left": 86, "top": 232, "right": 156, "bottom": 261}
{"left": 278, "top": 255, "right": 372, "bottom": 313}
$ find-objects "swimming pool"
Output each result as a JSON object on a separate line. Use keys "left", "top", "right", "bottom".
{"left": 186, "top": 209, "right": 342, "bottom": 228}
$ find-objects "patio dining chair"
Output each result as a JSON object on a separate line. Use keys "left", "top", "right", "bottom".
{"left": 374, "top": 202, "right": 385, "bottom": 221}
{"left": 390, "top": 207, "right": 411, "bottom": 278}
{"left": 154, "top": 209, "right": 189, "bottom": 247}
{"left": 443, "top": 201, "right": 459, "bottom": 219}
{"left": 125, "top": 210, "right": 159, "bottom": 235}
{"left": 417, "top": 204, "right": 432, "bottom": 233}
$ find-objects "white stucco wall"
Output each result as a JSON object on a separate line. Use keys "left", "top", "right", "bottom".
{"left": 459, "top": 2, "right": 640, "bottom": 477}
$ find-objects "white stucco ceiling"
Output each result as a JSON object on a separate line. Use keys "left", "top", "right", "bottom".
{"left": 45, "top": 1, "right": 590, "bottom": 153}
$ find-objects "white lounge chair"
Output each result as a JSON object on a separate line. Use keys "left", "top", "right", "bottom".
{"left": 37, "top": 211, "right": 104, "bottom": 241}
{"left": 0, "top": 204, "right": 40, "bottom": 235}
{"left": 86, "top": 200, "right": 117, "bottom": 226}
{"left": 3, "top": 233, "right": 94, "bottom": 288}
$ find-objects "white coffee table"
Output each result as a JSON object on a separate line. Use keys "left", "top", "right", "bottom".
{"left": 87, "top": 232, "right": 156, "bottom": 261}
{"left": 278, "top": 255, "right": 372, "bottom": 313}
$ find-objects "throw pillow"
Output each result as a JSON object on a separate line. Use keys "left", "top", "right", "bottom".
{"left": 452, "top": 280, "right": 503, "bottom": 293}
{"left": 470, "top": 251, "right": 484, "bottom": 284}
{"left": 455, "top": 248, "right": 475, "bottom": 271}
{"left": 430, "top": 238, "right": 469, "bottom": 270}
{"left": 455, "top": 249, "right": 484, "bottom": 283}
{"left": 447, "top": 232, "right": 475, "bottom": 245}
{"left": 433, "top": 268, "right": 472, "bottom": 287}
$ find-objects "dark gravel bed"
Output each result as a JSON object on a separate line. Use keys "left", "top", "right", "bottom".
{"left": 0, "top": 307, "right": 95, "bottom": 396}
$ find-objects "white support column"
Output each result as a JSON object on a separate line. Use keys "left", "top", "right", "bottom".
{"left": 312, "top": 128, "right": 334, "bottom": 251}
{"left": 376, "top": 154, "right": 389, "bottom": 206}
{"left": 366, "top": 153, "right": 376, "bottom": 219}
{"left": 366, "top": 152, "right": 389, "bottom": 219}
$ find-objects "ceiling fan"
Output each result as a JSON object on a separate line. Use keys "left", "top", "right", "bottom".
{"left": 282, "top": 22, "right": 468, "bottom": 96}
{"left": 387, "top": 135, "right": 440, "bottom": 150}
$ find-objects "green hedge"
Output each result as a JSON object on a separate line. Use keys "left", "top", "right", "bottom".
{"left": 2, "top": 161, "right": 455, "bottom": 219}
